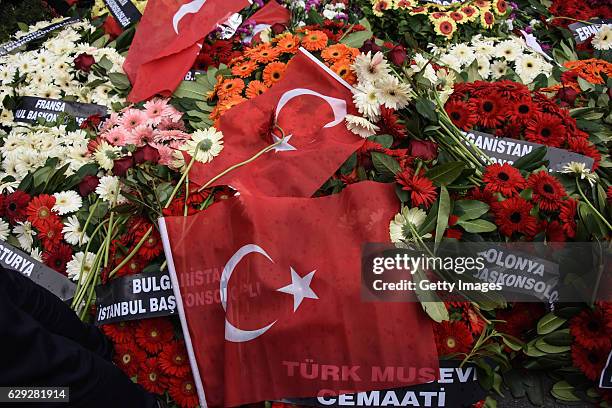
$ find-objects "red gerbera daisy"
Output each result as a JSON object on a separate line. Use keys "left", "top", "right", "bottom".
{"left": 608, "top": 186, "right": 612, "bottom": 202}
{"left": 568, "top": 138, "right": 601, "bottom": 171}
{"left": 496, "top": 303, "right": 545, "bottom": 339}
{"left": 465, "top": 187, "right": 496, "bottom": 206}
{"left": 482, "top": 163, "right": 526, "bottom": 196}
{"left": 434, "top": 321, "right": 474, "bottom": 356}
{"left": 396, "top": 170, "right": 438, "bottom": 208}
{"left": 116, "top": 255, "right": 146, "bottom": 277}
{"left": 168, "top": 375, "right": 199, "bottom": 408}
{"left": 378, "top": 106, "right": 407, "bottom": 139}
{"left": 470, "top": 94, "right": 505, "bottom": 129}
{"left": 113, "top": 342, "right": 147, "bottom": 377}
{"left": 507, "top": 98, "right": 540, "bottom": 125}
{"left": 571, "top": 343, "right": 608, "bottom": 381}
{"left": 26, "top": 194, "right": 57, "bottom": 229}
{"left": 492, "top": 197, "right": 538, "bottom": 237}
{"left": 445, "top": 99, "right": 477, "bottom": 131}
{"left": 101, "top": 321, "right": 136, "bottom": 344}
{"left": 526, "top": 171, "right": 566, "bottom": 212}
{"left": 2, "top": 191, "right": 31, "bottom": 224}
{"left": 38, "top": 216, "right": 64, "bottom": 251}
{"left": 559, "top": 198, "right": 577, "bottom": 238}
{"left": 135, "top": 318, "right": 175, "bottom": 354}
{"left": 494, "top": 80, "right": 531, "bottom": 101}
{"left": 137, "top": 358, "right": 168, "bottom": 395}
{"left": 543, "top": 220, "right": 566, "bottom": 243}
{"left": 570, "top": 306, "right": 611, "bottom": 350}
{"left": 138, "top": 230, "right": 164, "bottom": 261}
{"left": 159, "top": 340, "right": 191, "bottom": 378}
{"left": 43, "top": 243, "right": 73, "bottom": 275}
{"left": 525, "top": 113, "right": 567, "bottom": 147}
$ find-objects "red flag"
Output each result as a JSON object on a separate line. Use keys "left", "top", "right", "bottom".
{"left": 247, "top": 0, "right": 291, "bottom": 41}
{"left": 160, "top": 182, "right": 439, "bottom": 407}
{"left": 187, "top": 48, "right": 364, "bottom": 197}
{"left": 124, "top": 0, "right": 250, "bottom": 103}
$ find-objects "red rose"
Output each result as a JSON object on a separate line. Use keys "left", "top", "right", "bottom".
{"left": 79, "top": 175, "right": 100, "bottom": 197}
{"left": 113, "top": 157, "right": 135, "bottom": 177}
{"left": 388, "top": 45, "right": 407, "bottom": 66}
{"left": 270, "top": 23, "right": 286, "bottom": 35}
{"left": 409, "top": 140, "right": 438, "bottom": 161}
{"left": 360, "top": 39, "right": 382, "bottom": 54}
{"left": 556, "top": 87, "right": 578, "bottom": 105}
{"left": 134, "top": 145, "right": 161, "bottom": 164}
{"left": 74, "top": 53, "right": 96, "bottom": 73}
{"left": 102, "top": 16, "right": 123, "bottom": 39}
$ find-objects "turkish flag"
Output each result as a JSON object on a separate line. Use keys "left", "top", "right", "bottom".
{"left": 247, "top": 0, "right": 291, "bottom": 41}
{"left": 186, "top": 48, "right": 365, "bottom": 197}
{"left": 124, "top": 0, "right": 250, "bottom": 103}
{"left": 160, "top": 182, "right": 439, "bottom": 407}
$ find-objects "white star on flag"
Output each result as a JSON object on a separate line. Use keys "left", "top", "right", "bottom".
{"left": 277, "top": 267, "right": 318, "bottom": 312}
{"left": 272, "top": 134, "right": 297, "bottom": 152}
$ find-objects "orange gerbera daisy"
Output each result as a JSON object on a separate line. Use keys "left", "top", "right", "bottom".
{"left": 330, "top": 59, "right": 356, "bottom": 84}
{"left": 217, "top": 78, "right": 245, "bottom": 99}
{"left": 301, "top": 30, "right": 328, "bottom": 51}
{"left": 263, "top": 61, "right": 287, "bottom": 86}
{"left": 231, "top": 60, "right": 258, "bottom": 78}
{"left": 275, "top": 33, "right": 300, "bottom": 54}
{"left": 210, "top": 94, "right": 246, "bottom": 120}
{"left": 321, "top": 44, "right": 350, "bottom": 63}
{"left": 245, "top": 80, "right": 268, "bottom": 99}
{"left": 247, "top": 43, "right": 280, "bottom": 64}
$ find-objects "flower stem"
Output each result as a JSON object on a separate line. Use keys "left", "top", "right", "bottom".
{"left": 576, "top": 179, "right": 612, "bottom": 231}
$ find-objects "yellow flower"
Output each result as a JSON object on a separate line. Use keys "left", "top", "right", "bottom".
{"left": 433, "top": 17, "right": 457, "bottom": 38}
{"left": 492, "top": 0, "right": 509, "bottom": 15}
{"left": 449, "top": 10, "right": 468, "bottom": 24}
{"left": 480, "top": 10, "right": 496, "bottom": 29}
{"left": 372, "top": 0, "right": 393, "bottom": 16}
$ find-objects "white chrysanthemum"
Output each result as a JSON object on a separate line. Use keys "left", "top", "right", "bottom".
{"left": 389, "top": 207, "right": 429, "bottom": 243}
{"left": 30, "top": 247, "right": 43, "bottom": 262}
{"left": 66, "top": 252, "right": 96, "bottom": 282}
{"left": 0, "top": 109, "right": 14, "bottom": 126}
{"left": 561, "top": 162, "right": 598, "bottom": 187}
{"left": 345, "top": 114, "right": 380, "bottom": 138}
{"left": 13, "top": 221, "right": 35, "bottom": 251}
{"left": 515, "top": 54, "right": 542, "bottom": 84}
{"left": 181, "top": 127, "right": 224, "bottom": 164}
{"left": 476, "top": 56, "right": 491, "bottom": 79}
{"left": 375, "top": 75, "right": 412, "bottom": 110}
{"left": 473, "top": 41, "right": 496, "bottom": 59}
{"left": 93, "top": 141, "right": 120, "bottom": 171}
{"left": 496, "top": 40, "right": 520, "bottom": 61}
{"left": 53, "top": 191, "right": 83, "bottom": 215}
{"left": 592, "top": 25, "right": 612, "bottom": 51}
{"left": 491, "top": 60, "right": 509, "bottom": 79}
{"left": 352, "top": 82, "right": 381, "bottom": 121}
{"left": 62, "top": 215, "right": 89, "bottom": 246}
{"left": 0, "top": 219, "right": 9, "bottom": 241}
{"left": 449, "top": 43, "right": 475, "bottom": 66}
{"left": 438, "top": 53, "right": 462, "bottom": 72}
{"left": 352, "top": 51, "right": 391, "bottom": 84}
{"left": 95, "top": 175, "right": 122, "bottom": 203}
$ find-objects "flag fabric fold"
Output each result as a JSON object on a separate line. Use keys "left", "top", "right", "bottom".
{"left": 124, "top": 0, "right": 251, "bottom": 103}
{"left": 186, "top": 48, "right": 364, "bottom": 198}
{"left": 160, "top": 181, "right": 439, "bottom": 407}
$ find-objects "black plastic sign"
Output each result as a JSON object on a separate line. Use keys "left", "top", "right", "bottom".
{"left": 0, "top": 240, "right": 76, "bottom": 301}
{"left": 464, "top": 131, "right": 594, "bottom": 172}
{"left": 601, "top": 350, "right": 612, "bottom": 389}
{"left": 184, "top": 70, "right": 206, "bottom": 82}
{"left": 103, "top": 0, "right": 142, "bottom": 29}
{"left": 13, "top": 96, "right": 108, "bottom": 126}
{"left": 568, "top": 19, "right": 612, "bottom": 44}
{"left": 95, "top": 270, "right": 177, "bottom": 325}
{"left": 0, "top": 17, "right": 80, "bottom": 57}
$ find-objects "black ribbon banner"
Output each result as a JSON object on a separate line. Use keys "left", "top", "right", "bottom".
{"left": 13, "top": 96, "right": 108, "bottom": 126}
{"left": 0, "top": 240, "right": 76, "bottom": 301}
{"left": 102, "top": 0, "right": 142, "bottom": 29}
{"left": 184, "top": 70, "right": 206, "bottom": 82}
{"left": 95, "top": 270, "right": 177, "bottom": 325}
{"left": 0, "top": 17, "right": 80, "bottom": 57}
{"left": 601, "top": 351, "right": 612, "bottom": 389}
{"left": 281, "top": 361, "right": 485, "bottom": 407}
{"left": 465, "top": 130, "right": 594, "bottom": 172}
{"left": 568, "top": 19, "right": 612, "bottom": 45}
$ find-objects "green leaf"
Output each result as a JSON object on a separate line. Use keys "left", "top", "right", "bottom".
{"left": 513, "top": 146, "right": 547, "bottom": 170}
{"left": 371, "top": 152, "right": 401, "bottom": 177}
{"left": 434, "top": 186, "right": 450, "bottom": 252}
{"left": 368, "top": 134, "right": 393, "bottom": 149}
{"left": 339, "top": 153, "right": 357, "bottom": 175}
{"left": 551, "top": 381, "right": 580, "bottom": 402}
{"left": 454, "top": 200, "right": 490, "bottom": 221}
{"left": 543, "top": 329, "right": 572, "bottom": 346}
{"left": 536, "top": 312, "right": 566, "bottom": 335}
{"left": 173, "top": 81, "right": 208, "bottom": 100}
{"left": 501, "top": 334, "right": 524, "bottom": 351}
{"left": 535, "top": 338, "right": 571, "bottom": 354}
{"left": 307, "top": 7, "right": 324, "bottom": 25}
{"left": 108, "top": 73, "right": 131, "bottom": 90}
{"left": 425, "top": 161, "right": 465, "bottom": 186}
{"left": 457, "top": 219, "right": 497, "bottom": 233}
{"left": 415, "top": 98, "right": 438, "bottom": 122}
{"left": 340, "top": 30, "right": 372, "bottom": 48}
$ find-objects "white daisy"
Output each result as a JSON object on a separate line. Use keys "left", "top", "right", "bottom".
{"left": 30, "top": 247, "right": 43, "bottom": 262}
{"left": 181, "top": 127, "right": 224, "bottom": 164}
{"left": 352, "top": 82, "right": 381, "bottom": 121}
{"left": 476, "top": 56, "right": 491, "bottom": 79}
{"left": 449, "top": 43, "right": 475, "bottom": 66}
{"left": 592, "top": 24, "right": 612, "bottom": 51}
{"left": 93, "top": 141, "right": 121, "bottom": 171}
{"left": 345, "top": 115, "right": 380, "bottom": 138}
{"left": 496, "top": 40, "right": 520, "bottom": 61}
{"left": 66, "top": 251, "right": 96, "bottom": 282}
{"left": 351, "top": 51, "right": 391, "bottom": 84}
{"left": 13, "top": 221, "right": 35, "bottom": 251}
{"left": 389, "top": 207, "right": 429, "bottom": 243}
{"left": 375, "top": 75, "right": 412, "bottom": 110}
{"left": 0, "top": 219, "right": 9, "bottom": 241}
{"left": 62, "top": 215, "right": 89, "bottom": 246}
{"left": 515, "top": 54, "right": 542, "bottom": 84}
{"left": 53, "top": 191, "right": 83, "bottom": 215}
{"left": 95, "top": 175, "right": 122, "bottom": 203}
{"left": 491, "top": 60, "right": 509, "bottom": 79}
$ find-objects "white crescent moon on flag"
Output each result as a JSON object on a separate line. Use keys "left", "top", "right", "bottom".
{"left": 173, "top": 0, "right": 207, "bottom": 34}
{"left": 275, "top": 88, "right": 347, "bottom": 129}
{"left": 220, "top": 244, "right": 277, "bottom": 343}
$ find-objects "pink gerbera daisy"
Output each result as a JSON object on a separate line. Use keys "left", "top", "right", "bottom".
{"left": 128, "top": 124, "right": 155, "bottom": 146}
{"left": 144, "top": 99, "right": 171, "bottom": 125}
{"left": 104, "top": 127, "right": 128, "bottom": 146}
{"left": 120, "top": 109, "right": 147, "bottom": 131}
{"left": 154, "top": 129, "right": 190, "bottom": 143}
{"left": 100, "top": 112, "right": 120, "bottom": 132}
